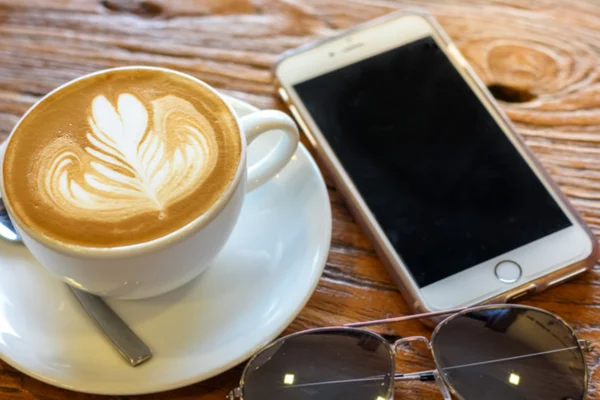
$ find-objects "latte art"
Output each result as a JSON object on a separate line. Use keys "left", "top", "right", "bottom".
{"left": 38, "top": 93, "right": 217, "bottom": 221}
{"left": 3, "top": 68, "right": 242, "bottom": 247}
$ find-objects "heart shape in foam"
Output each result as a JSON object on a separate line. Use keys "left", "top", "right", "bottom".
{"left": 36, "top": 93, "right": 218, "bottom": 220}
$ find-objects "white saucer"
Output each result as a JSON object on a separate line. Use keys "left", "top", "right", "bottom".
{"left": 0, "top": 96, "right": 331, "bottom": 395}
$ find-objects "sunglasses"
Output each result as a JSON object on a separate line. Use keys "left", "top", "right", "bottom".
{"left": 228, "top": 304, "right": 593, "bottom": 400}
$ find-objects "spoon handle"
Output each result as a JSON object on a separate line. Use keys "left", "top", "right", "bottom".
{"left": 0, "top": 199, "right": 20, "bottom": 242}
{"left": 69, "top": 286, "right": 153, "bottom": 366}
{"left": 0, "top": 196, "right": 153, "bottom": 367}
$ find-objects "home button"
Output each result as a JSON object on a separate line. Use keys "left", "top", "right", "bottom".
{"left": 495, "top": 261, "right": 522, "bottom": 283}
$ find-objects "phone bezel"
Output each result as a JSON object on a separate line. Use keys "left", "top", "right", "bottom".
{"left": 274, "top": 11, "right": 597, "bottom": 311}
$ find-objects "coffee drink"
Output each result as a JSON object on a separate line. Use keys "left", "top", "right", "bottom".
{"left": 1, "top": 66, "right": 298, "bottom": 299}
{"left": 3, "top": 69, "right": 242, "bottom": 248}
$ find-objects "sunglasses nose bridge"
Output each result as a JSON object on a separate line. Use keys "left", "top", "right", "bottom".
{"left": 392, "top": 336, "right": 451, "bottom": 400}
{"left": 393, "top": 336, "right": 431, "bottom": 353}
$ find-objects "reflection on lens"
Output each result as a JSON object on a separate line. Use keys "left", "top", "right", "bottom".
{"left": 432, "top": 306, "right": 586, "bottom": 400}
{"left": 243, "top": 328, "right": 394, "bottom": 400}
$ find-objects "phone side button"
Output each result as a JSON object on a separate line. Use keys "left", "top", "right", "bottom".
{"left": 278, "top": 87, "right": 290, "bottom": 103}
{"left": 289, "top": 105, "right": 317, "bottom": 147}
{"left": 507, "top": 284, "right": 537, "bottom": 302}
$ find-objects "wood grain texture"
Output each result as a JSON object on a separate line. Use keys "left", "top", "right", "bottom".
{"left": 0, "top": 0, "right": 599, "bottom": 398}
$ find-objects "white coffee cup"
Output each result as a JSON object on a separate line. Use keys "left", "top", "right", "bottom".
{"left": 0, "top": 66, "right": 299, "bottom": 299}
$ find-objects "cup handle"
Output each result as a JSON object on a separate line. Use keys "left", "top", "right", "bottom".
{"left": 240, "top": 110, "right": 299, "bottom": 192}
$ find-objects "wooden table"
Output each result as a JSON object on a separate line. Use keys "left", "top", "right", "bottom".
{"left": 1, "top": 1, "right": 599, "bottom": 398}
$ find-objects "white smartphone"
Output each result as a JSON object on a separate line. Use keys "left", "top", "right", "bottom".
{"left": 274, "top": 11, "right": 598, "bottom": 312}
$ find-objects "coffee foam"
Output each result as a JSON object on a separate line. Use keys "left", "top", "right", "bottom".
{"left": 38, "top": 93, "right": 218, "bottom": 220}
{"left": 3, "top": 69, "right": 241, "bottom": 247}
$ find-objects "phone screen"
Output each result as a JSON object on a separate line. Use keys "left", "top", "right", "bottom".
{"left": 293, "top": 36, "right": 572, "bottom": 288}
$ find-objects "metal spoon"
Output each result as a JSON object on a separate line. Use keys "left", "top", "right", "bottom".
{"left": 0, "top": 197, "right": 152, "bottom": 367}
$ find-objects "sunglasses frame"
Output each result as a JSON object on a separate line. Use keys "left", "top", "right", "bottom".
{"left": 228, "top": 304, "right": 593, "bottom": 400}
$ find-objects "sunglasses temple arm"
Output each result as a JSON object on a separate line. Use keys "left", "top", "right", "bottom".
{"left": 395, "top": 370, "right": 436, "bottom": 381}
{"left": 344, "top": 307, "right": 469, "bottom": 328}
{"left": 395, "top": 347, "right": 581, "bottom": 380}
{"left": 274, "top": 371, "right": 438, "bottom": 390}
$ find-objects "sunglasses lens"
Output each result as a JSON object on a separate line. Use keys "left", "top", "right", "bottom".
{"left": 242, "top": 328, "right": 394, "bottom": 400}
{"left": 432, "top": 306, "right": 586, "bottom": 400}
